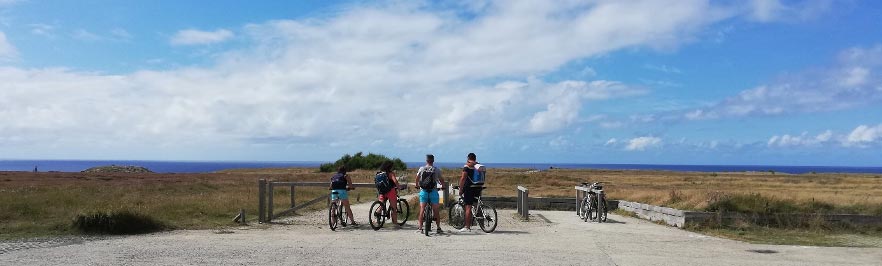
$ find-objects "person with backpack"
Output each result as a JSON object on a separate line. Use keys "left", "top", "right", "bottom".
{"left": 375, "top": 160, "right": 402, "bottom": 226}
{"left": 329, "top": 166, "right": 358, "bottom": 226}
{"left": 458, "top": 152, "right": 485, "bottom": 233}
{"left": 416, "top": 154, "right": 445, "bottom": 234}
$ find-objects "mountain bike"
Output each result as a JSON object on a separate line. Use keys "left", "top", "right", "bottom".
{"left": 448, "top": 186, "right": 497, "bottom": 233}
{"left": 368, "top": 191, "right": 410, "bottom": 230}
{"left": 580, "top": 182, "right": 607, "bottom": 222}
{"left": 328, "top": 189, "right": 348, "bottom": 231}
{"left": 579, "top": 182, "right": 595, "bottom": 222}
{"left": 422, "top": 202, "right": 434, "bottom": 236}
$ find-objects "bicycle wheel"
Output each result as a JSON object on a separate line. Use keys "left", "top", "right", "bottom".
{"left": 587, "top": 196, "right": 597, "bottom": 222}
{"left": 368, "top": 201, "right": 385, "bottom": 230}
{"left": 329, "top": 203, "right": 338, "bottom": 231}
{"left": 477, "top": 204, "right": 497, "bottom": 233}
{"left": 581, "top": 198, "right": 591, "bottom": 222}
{"left": 578, "top": 197, "right": 587, "bottom": 220}
{"left": 396, "top": 199, "right": 410, "bottom": 226}
{"left": 424, "top": 205, "right": 432, "bottom": 236}
{"left": 448, "top": 203, "right": 465, "bottom": 229}
{"left": 338, "top": 203, "right": 347, "bottom": 227}
{"left": 598, "top": 195, "right": 608, "bottom": 223}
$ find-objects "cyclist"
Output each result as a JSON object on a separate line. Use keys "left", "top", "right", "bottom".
{"left": 329, "top": 166, "right": 358, "bottom": 226}
{"left": 458, "top": 152, "right": 483, "bottom": 232}
{"left": 377, "top": 160, "right": 402, "bottom": 227}
{"left": 416, "top": 154, "right": 445, "bottom": 234}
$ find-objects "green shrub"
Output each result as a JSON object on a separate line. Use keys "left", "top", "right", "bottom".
{"left": 319, "top": 152, "right": 407, "bottom": 172}
{"left": 72, "top": 210, "right": 165, "bottom": 235}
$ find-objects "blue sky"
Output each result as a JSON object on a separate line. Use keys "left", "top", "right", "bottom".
{"left": 1, "top": 0, "right": 881, "bottom": 166}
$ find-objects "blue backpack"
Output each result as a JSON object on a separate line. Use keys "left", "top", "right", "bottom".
{"left": 471, "top": 164, "right": 486, "bottom": 185}
{"left": 374, "top": 171, "right": 393, "bottom": 194}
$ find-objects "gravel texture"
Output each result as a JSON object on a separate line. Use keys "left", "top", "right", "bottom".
{"left": 3, "top": 195, "right": 881, "bottom": 265}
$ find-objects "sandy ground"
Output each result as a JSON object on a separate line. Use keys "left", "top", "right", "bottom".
{"left": 2, "top": 194, "right": 881, "bottom": 266}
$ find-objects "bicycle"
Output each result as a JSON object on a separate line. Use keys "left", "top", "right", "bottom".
{"left": 328, "top": 189, "right": 349, "bottom": 231}
{"left": 579, "top": 182, "right": 607, "bottom": 223}
{"left": 448, "top": 185, "right": 497, "bottom": 233}
{"left": 368, "top": 190, "right": 410, "bottom": 230}
{"left": 421, "top": 201, "right": 434, "bottom": 236}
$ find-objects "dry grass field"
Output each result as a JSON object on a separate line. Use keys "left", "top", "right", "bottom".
{"left": 2, "top": 167, "right": 881, "bottom": 241}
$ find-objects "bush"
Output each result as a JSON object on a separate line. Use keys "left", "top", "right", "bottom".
{"left": 72, "top": 210, "right": 165, "bottom": 235}
{"left": 319, "top": 152, "right": 407, "bottom": 172}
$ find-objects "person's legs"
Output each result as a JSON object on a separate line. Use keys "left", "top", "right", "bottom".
{"left": 418, "top": 190, "right": 428, "bottom": 229}
{"left": 342, "top": 200, "right": 356, "bottom": 224}
{"left": 432, "top": 203, "right": 441, "bottom": 228}
{"left": 463, "top": 204, "right": 472, "bottom": 229}
{"left": 389, "top": 191, "right": 398, "bottom": 224}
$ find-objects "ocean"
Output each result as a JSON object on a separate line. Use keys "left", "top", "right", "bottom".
{"left": 1, "top": 160, "right": 881, "bottom": 174}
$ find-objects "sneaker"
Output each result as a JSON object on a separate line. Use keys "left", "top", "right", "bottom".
{"left": 459, "top": 228, "right": 471, "bottom": 233}
{"left": 436, "top": 228, "right": 444, "bottom": 234}
{"left": 416, "top": 228, "right": 423, "bottom": 233}
{"left": 350, "top": 222, "right": 360, "bottom": 227}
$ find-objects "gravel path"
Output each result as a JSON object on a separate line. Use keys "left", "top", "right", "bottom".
{"left": 3, "top": 196, "right": 881, "bottom": 265}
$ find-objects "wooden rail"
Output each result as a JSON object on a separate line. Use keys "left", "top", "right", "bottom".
{"left": 257, "top": 179, "right": 410, "bottom": 223}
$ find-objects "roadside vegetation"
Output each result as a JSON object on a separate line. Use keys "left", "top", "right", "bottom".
{"left": 318, "top": 152, "right": 406, "bottom": 172}
{"left": 2, "top": 167, "right": 881, "bottom": 247}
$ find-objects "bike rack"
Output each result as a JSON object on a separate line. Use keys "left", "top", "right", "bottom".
{"left": 517, "top": 186, "right": 529, "bottom": 220}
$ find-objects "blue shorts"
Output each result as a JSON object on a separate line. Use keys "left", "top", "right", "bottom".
{"left": 330, "top": 189, "right": 349, "bottom": 200}
{"left": 419, "top": 189, "right": 439, "bottom": 204}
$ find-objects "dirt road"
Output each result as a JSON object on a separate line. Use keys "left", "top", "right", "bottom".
{"left": 2, "top": 196, "right": 880, "bottom": 265}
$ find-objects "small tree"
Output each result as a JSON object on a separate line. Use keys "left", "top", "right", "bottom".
{"left": 319, "top": 152, "right": 407, "bottom": 172}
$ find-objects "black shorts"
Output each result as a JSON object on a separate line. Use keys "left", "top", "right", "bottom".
{"left": 462, "top": 187, "right": 482, "bottom": 205}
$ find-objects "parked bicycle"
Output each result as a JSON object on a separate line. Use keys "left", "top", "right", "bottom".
{"left": 368, "top": 193, "right": 410, "bottom": 230}
{"left": 448, "top": 185, "right": 497, "bottom": 233}
{"left": 579, "top": 182, "right": 607, "bottom": 222}
{"left": 328, "top": 189, "right": 348, "bottom": 231}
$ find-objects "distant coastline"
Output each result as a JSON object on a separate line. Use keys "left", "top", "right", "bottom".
{"left": 2, "top": 159, "right": 881, "bottom": 174}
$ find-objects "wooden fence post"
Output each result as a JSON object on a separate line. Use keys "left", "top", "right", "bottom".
{"left": 443, "top": 180, "right": 450, "bottom": 207}
{"left": 258, "top": 179, "right": 266, "bottom": 223}
{"left": 290, "top": 185, "right": 296, "bottom": 208}
{"left": 268, "top": 182, "right": 274, "bottom": 222}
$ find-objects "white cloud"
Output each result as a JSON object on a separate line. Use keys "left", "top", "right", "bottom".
{"left": 845, "top": 124, "right": 882, "bottom": 147}
{"left": 29, "top": 24, "right": 56, "bottom": 38}
{"left": 747, "top": 0, "right": 834, "bottom": 22}
{"left": 0, "top": 1, "right": 758, "bottom": 158}
{"left": 625, "top": 136, "right": 661, "bottom": 151}
{"left": 0, "top": 31, "right": 16, "bottom": 61}
{"left": 681, "top": 45, "right": 882, "bottom": 120}
{"left": 170, "top": 29, "right": 233, "bottom": 45}
{"left": 767, "top": 130, "right": 834, "bottom": 147}
{"left": 605, "top": 138, "right": 618, "bottom": 146}
{"left": 643, "top": 64, "right": 682, "bottom": 74}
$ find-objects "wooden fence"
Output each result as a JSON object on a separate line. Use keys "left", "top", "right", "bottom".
{"left": 517, "top": 186, "right": 529, "bottom": 220}
{"left": 257, "top": 179, "right": 451, "bottom": 223}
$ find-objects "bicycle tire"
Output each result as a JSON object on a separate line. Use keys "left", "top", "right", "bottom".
{"left": 587, "top": 196, "right": 597, "bottom": 222}
{"left": 582, "top": 198, "right": 591, "bottom": 222}
{"left": 424, "top": 205, "right": 432, "bottom": 236}
{"left": 396, "top": 198, "right": 409, "bottom": 226}
{"left": 598, "top": 194, "right": 608, "bottom": 223}
{"left": 329, "top": 203, "right": 338, "bottom": 231}
{"left": 448, "top": 203, "right": 465, "bottom": 229}
{"left": 478, "top": 204, "right": 497, "bottom": 233}
{"left": 369, "top": 201, "right": 385, "bottom": 230}
{"left": 338, "top": 203, "right": 347, "bottom": 227}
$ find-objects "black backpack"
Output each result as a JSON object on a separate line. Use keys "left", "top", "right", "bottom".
{"left": 418, "top": 166, "right": 437, "bottom": 190}
{"left": 330, "top": 173, "right": 347, "bottom": 189}
{"left": 374, "top": 171, "right": 393, "bottom": 194}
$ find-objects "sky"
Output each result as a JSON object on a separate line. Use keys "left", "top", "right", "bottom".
{"left": 0, "top": 0, "right": 881, "bottom": 166}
